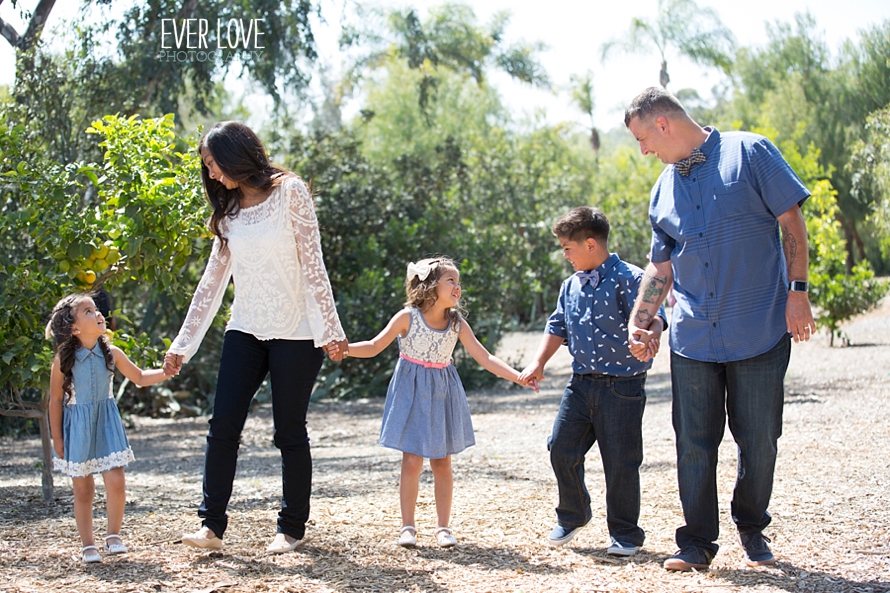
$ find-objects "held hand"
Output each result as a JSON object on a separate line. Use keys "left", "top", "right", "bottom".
{"left": 518, "top": 362, "right": 545, "bottom": 388}
{"left": 163, "top": 352, "right": 183, "bottom": 376}
{"left": 53, "top": 438, "right": 63, "bottom": 459}
{"left": 629, "top": 328, "right": 655, "bottom": 361}
{"left": 786, "top": 292, "right": 816, "bottom": 343}
{"left": 325, "top": 339, "right": 349, "bottom": 361}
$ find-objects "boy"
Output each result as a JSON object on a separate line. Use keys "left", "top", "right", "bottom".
{"left": 519, "top": 206, "right": 665, "bottom": 555}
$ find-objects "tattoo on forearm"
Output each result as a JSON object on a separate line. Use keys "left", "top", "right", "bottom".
{"left": 636, "top": 310, "right": 653, "bottom": 325}
{"left": 782, "top": 224, "right": 797, "bottom": 268}
{"left": 641, "top": 274, "right": 667, "bottom": 304}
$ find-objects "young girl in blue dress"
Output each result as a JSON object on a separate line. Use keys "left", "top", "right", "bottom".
{"left": 47, "top": 293, "right": 171, "bottom": 563}
{"left": 340, "top": 257, "right": 537, "bottom": 548}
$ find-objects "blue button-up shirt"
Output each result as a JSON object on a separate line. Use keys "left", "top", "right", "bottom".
{"left": 545, "top": 253, "right": 664, "bottom": 377}
{"left": 649, "top": 127, "right": 810, "bottom": 363}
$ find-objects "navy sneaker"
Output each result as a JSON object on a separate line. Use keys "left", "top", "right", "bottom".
{"left": 739, "top": 532, "right": 776, "bottom": 566}
{"left": 663, "top": 546, "right": 714, "bottom": 571}
{"left": 547, "top": 523, "right": 586, "bottom": 546}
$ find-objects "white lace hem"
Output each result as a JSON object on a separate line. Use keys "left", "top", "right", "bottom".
{"left": 54, "top": 448, "right": 135, "bottom": 478}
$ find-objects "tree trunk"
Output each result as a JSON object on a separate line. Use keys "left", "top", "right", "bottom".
{"left": 841, "top": 215, "right": 855, "bottom": 274}
{"left": 39, "top": 391, "right": 54, "bottom": 502}
{"left": 850, "top": 219, "right": 867, "bottom": 263}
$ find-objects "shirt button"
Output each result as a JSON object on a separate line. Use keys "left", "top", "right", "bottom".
{"left": 712, "top": 322, "right": 717, "bottom": 327}
{"left": 696, "top": 205, "right": 701, "bottom": 210}
{"left": 705, "top": 262, "right": 709, "bottom": 268}
{"left": 710, "top": 292, "right": 714, "bottom": 297}
{"left": 699, "top": 232, "right": 703, "bottom": 237}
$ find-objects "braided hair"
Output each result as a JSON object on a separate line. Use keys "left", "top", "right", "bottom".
{"left": 47, "top": 294, "right": 114, "bottom": 404}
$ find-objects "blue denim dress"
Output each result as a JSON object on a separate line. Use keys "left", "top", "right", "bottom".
{"left": 53, "top": 343, "right": 134, "bottom": 478}
{"left": 379, "top": 308, "right": 475, "bottom": 459}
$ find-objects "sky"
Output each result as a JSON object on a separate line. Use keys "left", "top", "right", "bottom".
{"left": 1, "top": 0, "right": 889, "bottom": 131}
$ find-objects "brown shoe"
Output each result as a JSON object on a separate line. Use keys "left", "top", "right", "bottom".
{"left": 182, "top": 526, "right": 222, "bottom": 550}
{"left": 664, "top": 546, "right": 714, "bottom": 571}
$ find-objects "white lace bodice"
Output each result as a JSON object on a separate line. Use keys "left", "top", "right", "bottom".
{"left": 399, "top": 307, "right": 461, "bottom": 364}
{"left": 169, "top": 176, "right": 346, "bottom": 362}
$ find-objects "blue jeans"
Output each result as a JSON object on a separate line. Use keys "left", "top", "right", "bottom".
{"left": 670, "top": 334, "right": 791, "bottom": 555}
{"left": 199, "top": 330, "right": 324, "bottom": 540}
{"left": 548, "top": 373, "right": 647, "bottom": 546}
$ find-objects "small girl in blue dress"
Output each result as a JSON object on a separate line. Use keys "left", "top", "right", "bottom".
{"left": 340, "top": 257, "right": 537, "bottom": 548}
{"left": 47, "top": 293, "right": 171, "bottom": 563}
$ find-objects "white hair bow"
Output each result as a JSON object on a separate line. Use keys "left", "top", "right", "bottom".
{"left": 407, "top": 261, "right": 434, "bottom": 282}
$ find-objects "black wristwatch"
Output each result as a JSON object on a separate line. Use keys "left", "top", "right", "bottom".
{"left": 789, "top": 280, "right": 809, "bottom": 293}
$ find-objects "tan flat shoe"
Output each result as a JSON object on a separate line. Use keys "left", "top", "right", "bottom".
{"left": 266, "top": 533, "right": 302, "bottom": 554}
{"left": 181, "top": 527, "right": 222, "bottom": 550}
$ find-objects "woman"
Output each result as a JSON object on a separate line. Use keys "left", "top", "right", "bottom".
{"left": 164, "top": 122, "right": 347, "bottom": 554}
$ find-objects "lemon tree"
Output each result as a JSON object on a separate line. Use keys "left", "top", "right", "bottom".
{"left": 1, "top": 108, "right": 207, "bottom": 499}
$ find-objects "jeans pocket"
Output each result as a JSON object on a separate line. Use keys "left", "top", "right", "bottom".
{"left": 610, "top": 376, "right": 645, "bottom": 400}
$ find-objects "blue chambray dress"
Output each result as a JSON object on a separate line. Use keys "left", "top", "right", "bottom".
{"left": 379, "top": 308, "right": 475, "bottom": 459}
{"left": 53, "top": 343, "right": 134, "bottom": 478}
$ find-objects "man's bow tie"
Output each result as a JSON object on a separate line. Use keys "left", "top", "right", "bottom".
{"left": 675, "top": 147, "right": 707, "bottom": 176}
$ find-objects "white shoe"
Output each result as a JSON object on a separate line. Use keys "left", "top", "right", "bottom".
{"left": 435, "top": 527, "right": 457, "bottom": 548}
{"left": 398, "top": 526, "right": 417, "bottom": 547}
{"left": 104, "top": 534, "right": 128, "bottom": 555}
{"left": 181, "top": 527, "right": 222, "bottom": 550}
{"left": 82, "top": 545, "right": 101, "bottom": 563}
{"left": 267, "top": 533, "right": 302, "bottom": 554}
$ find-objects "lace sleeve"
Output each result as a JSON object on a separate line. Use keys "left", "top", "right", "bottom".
{"left": 168, "top": 236, "right": 233, "bottom": 363}
{"left": 285, "top": 176, "right": 346, "bottom": 347}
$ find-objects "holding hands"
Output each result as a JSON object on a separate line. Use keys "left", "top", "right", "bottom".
{"left": 163, "top": 352, "right": 183, "bottom": 376}
{"left": 627, "top": 326, "right": 661, "bottom": 362}
{"left": 324, "top": 339, "right": 349, "bottom": 361}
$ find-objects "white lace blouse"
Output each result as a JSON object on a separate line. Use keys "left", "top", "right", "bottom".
{"left": 169, "top": 176, "right": 346, "bottom": 363}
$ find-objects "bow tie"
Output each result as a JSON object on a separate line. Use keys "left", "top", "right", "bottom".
{"left": 675, "top": 147, "right": 707, "bottom": 177}
{"left": 576, "top": 270, "right": 599, "bottom": 287}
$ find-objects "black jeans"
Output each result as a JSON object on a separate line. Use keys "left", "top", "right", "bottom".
{"left": 198, "top": 330, "right": 324, "bottom": 540}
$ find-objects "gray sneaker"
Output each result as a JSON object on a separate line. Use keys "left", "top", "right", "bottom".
{"left": 606, "top": 537, "right": 641, "bottom": 556}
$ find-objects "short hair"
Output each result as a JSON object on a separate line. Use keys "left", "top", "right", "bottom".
{"left": 552, "top": 207, "right": 610, "bottom": 245}
{"left": 624, "top": 87, "right": 687, "bottom": 127}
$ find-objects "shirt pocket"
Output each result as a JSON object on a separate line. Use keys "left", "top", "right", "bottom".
{"left": 713, "top": 180, "right": 751, "bottom": 218}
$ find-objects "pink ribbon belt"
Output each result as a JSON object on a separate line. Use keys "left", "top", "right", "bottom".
{"left": 400, "top": 353, "right": 451, "bottom": 369}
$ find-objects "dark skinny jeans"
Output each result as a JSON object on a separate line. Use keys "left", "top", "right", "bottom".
{"left": 198, "top": 330, "right": 324, "bottom": 540}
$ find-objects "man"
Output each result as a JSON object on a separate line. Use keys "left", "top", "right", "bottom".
{"left": 624, "top": 87, "right": 816, "bottom": 571}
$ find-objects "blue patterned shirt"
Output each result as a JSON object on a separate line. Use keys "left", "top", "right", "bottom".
{"left": 649, "top": 127, "right": 810, "bottom": 363}
{"left": 545, "top": 254, "right": 664, "bottom": 377}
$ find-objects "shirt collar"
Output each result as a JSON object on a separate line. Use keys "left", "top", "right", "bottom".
{"left": 75, "top": 342, "right": 104, "bottom": 362}
{"left": 576, "top": 253, "right": 620, "bottom": 284}
{"left": 698, "top": 126, "right": 719, "bottom": 158}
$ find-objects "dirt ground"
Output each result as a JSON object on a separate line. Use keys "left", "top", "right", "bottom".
{"left": 1, "top": 301, "right": 889, "bottom": 593}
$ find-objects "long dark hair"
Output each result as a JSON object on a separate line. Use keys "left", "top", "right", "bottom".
{"left": 198, "top": 121, "right": 289, "bottom": 244}
{"left": 47, "top": 294, "right": 114, "bottom": 404}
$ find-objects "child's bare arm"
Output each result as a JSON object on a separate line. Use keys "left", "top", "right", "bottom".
{"left": 111, "top": 346, "right": 170, "bottom": 387}
{"left": 459, "top": 320, "right": 538, "bottom": 391}
{"left": 518, "top": 333, "right": 563, "bottom": 387}
{"left": 49, "top": 357, "right": 65, "bottom": 458}
{"left": 345, "top": 309, "right": 411, "bottom": 358}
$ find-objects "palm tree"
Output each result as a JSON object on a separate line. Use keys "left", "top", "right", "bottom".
{"left": 569, "top": 71, "right": 600, "bottom": 160}
{"left": 601, "top": 0, "right": 735, "bottom": 88}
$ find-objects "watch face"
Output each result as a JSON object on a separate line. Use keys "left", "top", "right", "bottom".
{"left": 790, "top": 281, "right": 809, "bottom": 292}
